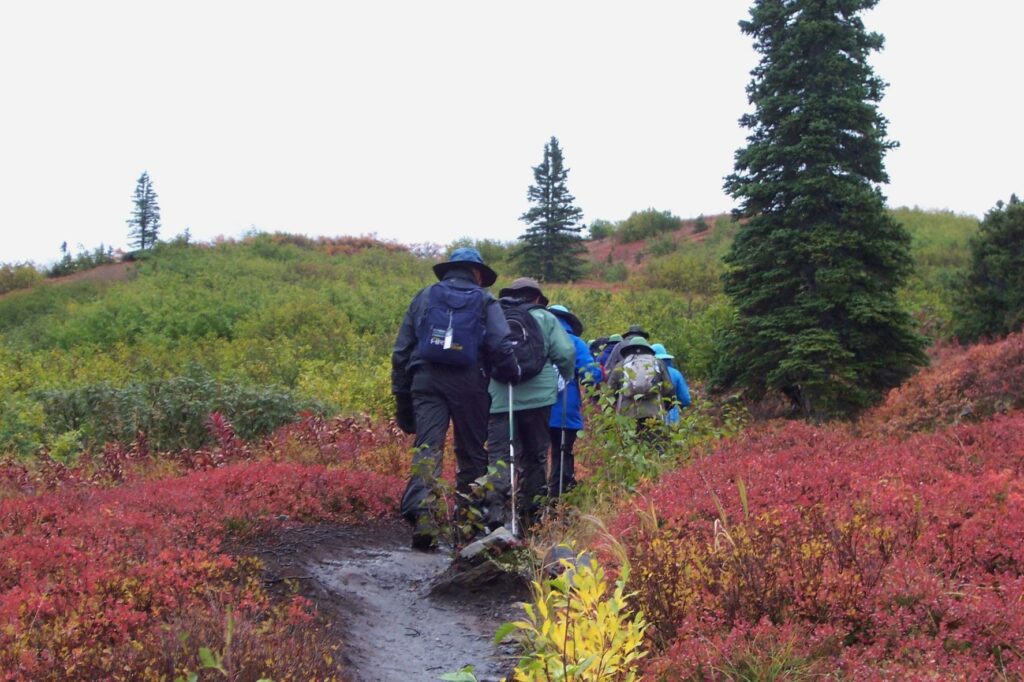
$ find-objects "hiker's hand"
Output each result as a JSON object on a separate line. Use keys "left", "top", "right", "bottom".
{"left": 493, "top": 361, "right": 522, "bottom": 386}
{"left": 394, "top": 393, "right": 416, "bottom": 434}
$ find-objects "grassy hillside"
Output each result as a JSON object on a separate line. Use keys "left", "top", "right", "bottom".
{"left": 605, "top": 207, "right": 977, "bottom": 339}
{"left": 0, "top": 208, "right": 980, "bottom": 458}
{"left": 0, "top": 234, "right": 727, "bottom": 458}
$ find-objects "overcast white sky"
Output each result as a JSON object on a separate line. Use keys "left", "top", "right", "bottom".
{"left": 1, "top": 1, "right": 1020, "bottom": 265}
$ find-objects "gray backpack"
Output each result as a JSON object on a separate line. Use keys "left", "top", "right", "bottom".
{"left": 618, "top": 353, "right": 662, "bottom": 401}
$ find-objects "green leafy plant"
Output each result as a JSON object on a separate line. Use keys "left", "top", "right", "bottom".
{"left": 440, "top": 666, "right": 479, "bottom": 681}
{"left": 572, "top": 384, "right": 745, "bottom": 507}
{"left": 46, "top": 429, "right": 82, "bottom": 466}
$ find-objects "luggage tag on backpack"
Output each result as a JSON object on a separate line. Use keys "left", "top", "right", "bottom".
{"left": 443, "top": 311, "right": 454, "bottom": 350}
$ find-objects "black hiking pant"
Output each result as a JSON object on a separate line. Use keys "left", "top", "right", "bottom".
{"left": 485, "top": 405, "right": 551, "bottom": 531}
{"left": 400, "top": 363, "right": 491, "bottom": 525}
{"left": 548, "top": 427, "right": 578, "bottom": 498}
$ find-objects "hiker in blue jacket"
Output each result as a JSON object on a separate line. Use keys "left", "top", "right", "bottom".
{"left": 651, "top": 343, "right": 691, "bottom": 424}
{"left": 597, "top": 333, "right": 622, "bottom": 369}
{"left": 547, "top": 305, "right": 602, "bottom": 498}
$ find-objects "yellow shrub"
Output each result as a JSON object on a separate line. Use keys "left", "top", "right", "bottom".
{"left": 498, "top": 553, "right": 648, "bottom": 681}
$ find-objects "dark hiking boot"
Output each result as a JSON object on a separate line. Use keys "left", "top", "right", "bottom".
{"left": 411, "top": 515, "right": 436, "bottom": 552}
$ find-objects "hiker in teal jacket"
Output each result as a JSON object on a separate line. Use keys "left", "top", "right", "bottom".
{"left": 486, "top": 277, "right": 575, "bottom": 533}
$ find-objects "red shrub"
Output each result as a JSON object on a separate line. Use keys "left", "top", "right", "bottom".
{"left": 0, "top": 413, "right": 410, "bottom": 496}
{"left": 616, "top": 413, "right": 1024, "bottom": 678}
{"left": 0, "top": 452, "right": 403, "bottom": 680}
{"left": 861, "top": 331, "right": 1024, "bottom": 436}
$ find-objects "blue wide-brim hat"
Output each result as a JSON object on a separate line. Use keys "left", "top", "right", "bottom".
{"left": 651, "top": 342, "right": 674, "bottom": 360}
{"left": 433, "top": 247, "right": 498, "bottom": 287}
{"left": 547, "top": 304, "right": 583, "bottom": 336}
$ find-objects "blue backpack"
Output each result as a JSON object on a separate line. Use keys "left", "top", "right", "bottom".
{"left": 417, "top": 281, "right": 487, "bottom": 367}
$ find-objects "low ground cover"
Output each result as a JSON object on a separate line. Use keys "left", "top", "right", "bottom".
{"left": 860, "top": 331, "right": 1024, "bottom": 436}
{"left": 0, "top": 416, "right": 405, "bottom": 681}
{"left": 614, "top": 413, "right": 1024, "bottom": 678}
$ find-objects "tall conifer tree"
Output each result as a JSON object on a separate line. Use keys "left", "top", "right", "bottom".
{"left": 127, "top": 171, "right": 161, "bottom": 250}
{"left": 516, "top": 137, "right": 586, "bottom": 282}
{"left": 716, "top": 0, "right": 926, "bottom": 416}
{"left": 953, "top": 195, "right": 1024, "bottom": 342}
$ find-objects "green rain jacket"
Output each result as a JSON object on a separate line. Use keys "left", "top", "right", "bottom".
{"left": 489, "top": 307, "right": 575, "bottom": 413}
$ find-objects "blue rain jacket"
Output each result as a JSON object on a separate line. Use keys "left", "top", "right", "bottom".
{"left": 549, "top": 318, "right": 603, "bottom": 430}
{"left": 598, "top": 341, "right": 619, "bottom": 368}
{"left": 664, "top": 359, "right": 692, "bottom": 424}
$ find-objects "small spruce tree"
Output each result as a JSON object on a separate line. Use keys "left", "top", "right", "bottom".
{"left": 953, "top": 195, "right": 1024, "bottom": 342}
{"left": 516, "top": 137, "right": 586, "bottom": 282}
{"left": 127, "top": 171, "right": 161, "bottom": 250}
{"left": 716, "top": 0, "right": 926, "bottom": 417}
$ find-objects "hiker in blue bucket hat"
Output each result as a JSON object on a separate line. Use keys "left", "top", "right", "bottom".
{"left": 651, "top": 342, "right": 691, "bottom": 424}
{"left": 391, "top": 247, "right": 522, "bottom": 550}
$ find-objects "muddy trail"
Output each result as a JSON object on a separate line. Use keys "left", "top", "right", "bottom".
{"left": 254, "top": 521, "right": 529, "bottom": 682}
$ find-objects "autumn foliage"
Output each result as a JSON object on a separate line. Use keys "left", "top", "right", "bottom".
{"left": 613, "top": 413, "right": 1024, "bottom": 678}
{"left": 861, "top": 331, "right": 1024, "bottom": 436}
{"left": 0, "top": 416, "right": 406, "bottom": 681}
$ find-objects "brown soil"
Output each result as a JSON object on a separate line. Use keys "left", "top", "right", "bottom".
{"left": 251, "top": 521, "right": 528, "bottom": 682}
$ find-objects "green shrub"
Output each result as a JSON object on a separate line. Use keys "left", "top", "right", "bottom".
{"left": 0, "top": 396, "right": 46, "bottom": 458}
{"left": 37, "top": 369, "right": 326, "bottom": 451}
{"left": 647, "top": 234, "right": 679, "bottom": 257}
{"left": 587, "top": 219, "right": 616, "bottom": 240}
{"left": 640, "top": 252, "right": 723, "bottom": 298}
{"left": 47, "top": 429, "right": 83, "bottom": 466}
{"left": 446, "top": 237, "right": 515, "bottom": 268}
{"left": 0, "top": 263, "right": 43, "bottom": 294}
{"left": 616, "top": 209, "right": 682, "bottom": 243}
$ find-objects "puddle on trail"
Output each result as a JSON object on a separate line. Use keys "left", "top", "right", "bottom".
{"left": 309, "top": 541, "right": 521, "bottom": 682}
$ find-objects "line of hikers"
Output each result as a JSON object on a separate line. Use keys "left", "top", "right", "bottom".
{"left": 391, "top": 247, "right": 691, "bottom": 550}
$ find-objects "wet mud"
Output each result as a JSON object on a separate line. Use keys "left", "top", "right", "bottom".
{"left": 253, "top": 522, "right": 527, "bottom": 682}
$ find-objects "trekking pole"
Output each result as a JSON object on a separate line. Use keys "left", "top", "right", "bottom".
{"left": 508, "top": 382, "right": 517, "bottom": 538}
{"left": 558, "top": 375, "right": 569, "bottom": 498}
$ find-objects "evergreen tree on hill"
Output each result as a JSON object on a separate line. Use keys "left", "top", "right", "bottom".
{"left": 715, "top": 0, "right": 926, "bottom": 417}
{"left": 953, "top": 195, "right": 1024, "bottom": 342}
{"left": 516, "top": 136, "right": 586, "bottom": 282}
{"left": 127, "top": 171, "right": 161, "bottom": 251}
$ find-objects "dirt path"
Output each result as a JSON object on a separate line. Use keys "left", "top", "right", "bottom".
{"left": 255, "top": 522, "right": 526, "bottom": 682}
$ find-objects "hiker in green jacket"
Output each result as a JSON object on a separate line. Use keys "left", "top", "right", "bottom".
{"left": 485, "top": 277, "right": 575, "bottom": 534}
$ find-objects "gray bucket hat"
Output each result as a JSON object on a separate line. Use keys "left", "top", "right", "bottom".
{"left": 623, "top": 324, "right": 650, "bottom": 340}
{"left": 499, "top": 276, "right": 549, "bottom": 305}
